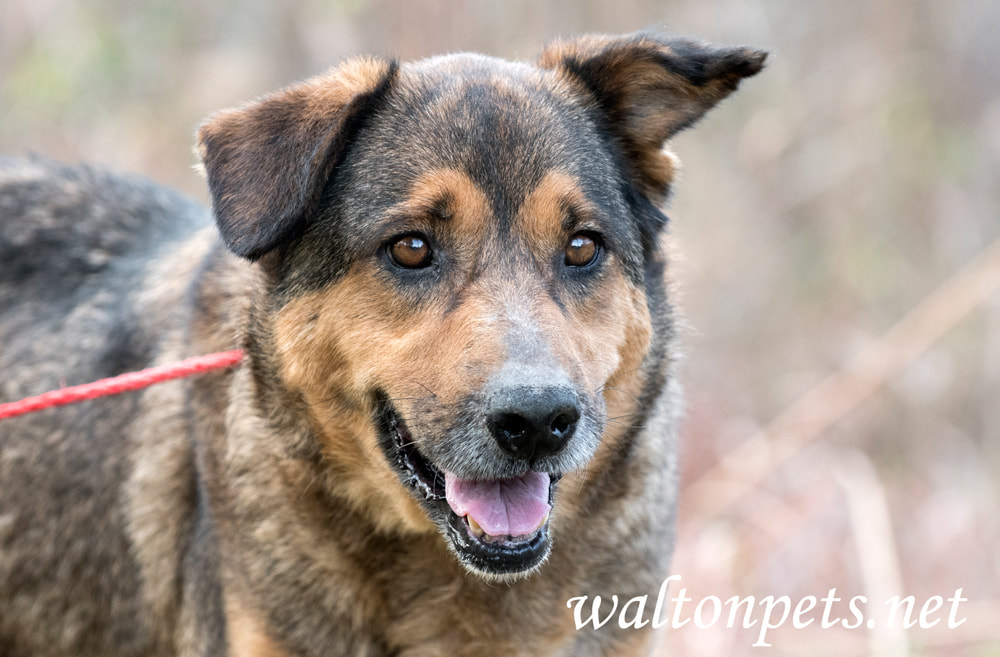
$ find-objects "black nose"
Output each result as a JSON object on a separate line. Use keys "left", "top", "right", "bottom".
{"left": 487, "top": 386, "right": 580, "bottom": 461}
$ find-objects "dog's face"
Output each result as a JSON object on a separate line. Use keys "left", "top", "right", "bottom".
{"left": 198, "top": 33, "right": 764, "bottom": 578}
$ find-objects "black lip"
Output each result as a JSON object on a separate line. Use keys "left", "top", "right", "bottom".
{"left": 373, "top": 392, "right": 556, "bottom": 575}
{"left": 386, "top": 409, "right": 447, "bottom": 501}
{"left": 443, "top": 509, "right": 550, "bottom": 574}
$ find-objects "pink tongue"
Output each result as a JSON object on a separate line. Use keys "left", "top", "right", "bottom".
{"left": 444, "top": 470, "right": 551, "bottom": 537}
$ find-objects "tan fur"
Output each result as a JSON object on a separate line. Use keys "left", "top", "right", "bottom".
{"left": 517, "top": 170, "right": 598, "bottom": 252}
{"left": 226, "top": 598, "right": 292, "bottom": 657}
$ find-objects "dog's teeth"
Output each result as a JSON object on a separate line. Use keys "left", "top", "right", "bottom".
{"left": 467, "top": 515, "right": 485, "bottom": 538}
{"left": 535, "top": 510, "right": 550, "bottom": 533}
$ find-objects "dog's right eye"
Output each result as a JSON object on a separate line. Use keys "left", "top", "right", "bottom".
{"left": 388, "top": 234, "right": 434, "bottom": 269}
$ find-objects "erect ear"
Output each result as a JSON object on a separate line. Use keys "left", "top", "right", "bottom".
{"left": 196, "top": 57, "right": 398, "bottom": 260}
{"left": 539, "top": 32, "right": 766, "bottom": 201}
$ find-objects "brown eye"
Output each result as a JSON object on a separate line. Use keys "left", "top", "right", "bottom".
{"left": 564, "top": 233, "right": 599, "bottom": 268}
{"left": 389, "top": 235, "right": 433, "bottom": 269}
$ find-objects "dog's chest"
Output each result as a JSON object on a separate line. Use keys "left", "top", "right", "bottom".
{"left": 377, "top": 558, "right": 579, "bottom": 656}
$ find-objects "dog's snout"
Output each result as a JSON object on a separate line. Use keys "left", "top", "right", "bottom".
{"left": 487, "top": 386, "right": 580, "bottom": 461}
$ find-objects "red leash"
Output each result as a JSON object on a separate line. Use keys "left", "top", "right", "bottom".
{"left": 0, "top": 349, "right": 245, "bottom": 421}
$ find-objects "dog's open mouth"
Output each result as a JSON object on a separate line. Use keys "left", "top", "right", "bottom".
{"left": 377, "top": 401, "right": 556, "bottom": 575}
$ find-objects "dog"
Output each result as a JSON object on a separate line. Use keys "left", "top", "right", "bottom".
{"left": 0, "top": 32, "right": 764, "bottom": 656}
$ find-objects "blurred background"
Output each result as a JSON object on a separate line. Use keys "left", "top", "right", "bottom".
{"left": 2, "top": 1, "right": 998, "bottom": 655}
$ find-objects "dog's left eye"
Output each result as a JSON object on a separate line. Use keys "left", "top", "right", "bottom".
{"left": 564, "top": 233, "right": 601, "bottom": 268}
{"left": 389, "top": 234, "right": 433, "bottom": 269}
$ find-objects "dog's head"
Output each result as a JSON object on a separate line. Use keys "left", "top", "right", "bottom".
{"left": 197, "top": 33, "right": 764, "bottom": 578}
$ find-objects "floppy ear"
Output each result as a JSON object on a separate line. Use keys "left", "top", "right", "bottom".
{"left": 538, "top": 33, "right": 766, "bottom": 201}
{"left": 197, "top": 57, "right": 398, "bottom": 260}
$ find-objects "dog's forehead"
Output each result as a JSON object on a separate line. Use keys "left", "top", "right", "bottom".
{"left": 337, "top": 53, "right": 621, "bottom": 218}
{"left": 397, "top": 52, "right": 595, "bottom": 163}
